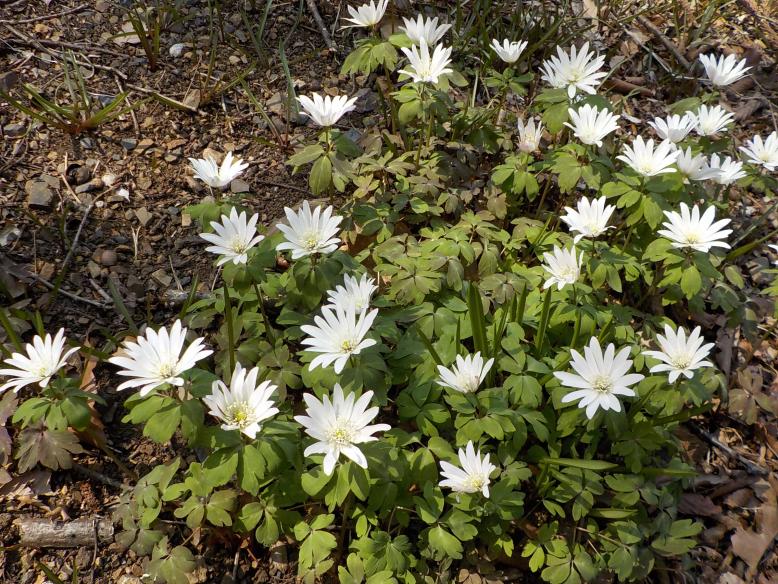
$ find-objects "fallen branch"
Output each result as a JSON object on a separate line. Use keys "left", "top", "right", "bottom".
{"left": 305, "top": 0, "right": 336, "bottom": 51}
{"left": 689, "top": 424, "right": 770, "bottom": 476}
{"left": 635, "top": 15, "right": 692, "bottom": 72}
{"left": 0, "top": 4, "right": 89, "bottom": 25}
{"left": 16, "top": 517, "right": 113, "bottom": 548}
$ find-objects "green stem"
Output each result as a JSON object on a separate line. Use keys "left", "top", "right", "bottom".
{"left": 223, "top": 282, "right": 236, "bottom": 372}
{"left": 535, "top": 287, "right": 553, "bottom": 353}
{"left": 570, "top": 285, "right": 581, "bottom": 349}
{"left": 415, "top": 85, "right": 427, "bottom": 165}
{"left": 253, "top": 282, "right": 275, "bottom": 345}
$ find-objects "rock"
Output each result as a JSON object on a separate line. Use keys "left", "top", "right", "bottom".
{"left": 102, "top": 173, "right": 117, "bottom": 186}
{"left": 134, "top": 207, "right": 152, "bottom": 226}
{"left": 185, "top": 176, "right": 204, "bottom": 192}
{"left": 169, "top": 43, "right": 186, "bottom": 57}
{"left": 75, "top": 178, "right": 104, "bottom": 194}
{"left": 230, "top": 179, "right": 250, "bottom": 193}
{"left": 98, "top": 250, "right": 118, "bottom": 266}
{"left": 202, "top": 148, "right": 223, "bottom": 164}
{"left": 80, "top": 137, "right": 95, "bottom": 149}
{"left": 0, "top": 71, "right": 18, "bottom": 93}
{"left": 3, "top": 123, "right": 25, "bottom": 137}
{"left": 25, "top": 180, "right": 54, "bottom": 208}
{"left": 73, "top": 165, "right": 91, "bottom": 185}
{"left": 117, "top": 576, "right": 142, "bottom": 584}
{"left": 121, "top": 138, "right": 137, "bottom": 151}
{"left": 167, "top": 138, "right": 187, "bottom": 150}
{"left": 136, "top": 138, "right": 154, "bottom": 153}
{"left": 151, "top": 269, "right": 172, "bottom": 287}
{"left": 87, "top": 260, "right": 102, "bottom": 279}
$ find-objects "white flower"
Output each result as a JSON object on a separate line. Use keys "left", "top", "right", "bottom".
{"left": 342, "top": 0, "right": 388, "bottom": 28}
{"left": 643, "top": 325, "right": 714, "bottom": 383}
{"left": 294, "top": 384, "right": 390, "bottom": 475}
{"left": 675, "top": 148, "right": 709, "bottom": 183}
{"left": 648, "top": 114, "right": 696, "bottom": 143}
{"left": 561, "top": 196, "right": 616, "bottom": 243}
{"left": 657, "top": 203, "right": 732, "bottom": 253}
{"left": 300, "top": 305, "right": 378, "bottom": 374}
{"left": 490, "top": 39, "right": 528, "bottom": 64}
{"left": 693, "top": 105, "right": 734, "bottom": 137}
{"left": 276, "top": 201, "right": 343, "bottom": 259}
{"left": 0, "top": 329, "right": 79, "bottom": 393}
{"left": 400, "top": 14, "right": 451, "bottom": 46}
{"left": 517, "top": 117, "right": 544, "bottom": 153}
{"left": 108, "top": 320, "right": 213, "bottom": 397}
{"left": 439, "top": 441, "right": 496, "bottom": 498}
{"left": 297, "top": 93, "right": 358, "bottom": 128}
{"left": 617, "top": 136, "right": 678, "bottom": 177}
{"left": 199, "top": 208, "right": 265, "bottom": 266}
{"left": 398, "top": 39, "right": 453, "bottom": 85}
{"left": 554, "top": 336, "right": 644, "bottom": 420}
{"left": 740, "top": 132, "right": 778, "bottom": 172}
{"left": 699, "top": 53, "right": 750, "bottom": 87}
{"left": 769, "top": 244, "right": 778, "bottom": 265}
{"left": 542, "top": 246, "right": 583, "bottom": 290}
{"left": 188, "top": 151, "right": 248, "bottom": 189}
{"left": 203, "top": 363, "right": 279, "bottom": 438}
{"left": 701, "top": 153, "right": 746, "bottom": 185}
{"left": 325, "top": 273, "right": 378, "bottom": 314}
{"left": 564, "top": 104, "right": 619, "bottom": 147}
{"left": 436, "top": 352, "right": 494, "bottom": 394}
{"left": 540, "top": 42, "right": 607, "bottom": 99}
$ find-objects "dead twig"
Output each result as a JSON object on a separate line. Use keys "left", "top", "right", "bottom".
{"left": 305, "top": 0, "right": 336, "bottom": 51}
{"left": 689, "top": 424, "right": 770, "bottom": 476}
{"left": 24, "top": 271, "right": 109, "bottom": 309}
{"left": 115, "top": 77, "right": 140, "bottom": 136}
{"left": 254, "top": 178, "right": 313, "bottom": 196}
{"left": 72, "top": 463, "right": 127, "bottom": 491}
{"left": 0, "top": 4, "right": 89, "bottom": 25}
{"left": 635, "top": 15, "right": 692, "bottom": 72}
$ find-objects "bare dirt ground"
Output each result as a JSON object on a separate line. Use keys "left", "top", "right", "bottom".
{"left": 1, "top": 1, "right": 778, "bottom": 582}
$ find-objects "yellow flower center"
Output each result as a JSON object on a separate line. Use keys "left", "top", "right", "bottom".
{"left": 340, "top": 339, "right": 358, "bottom": 353}
{"left": 158, "top": 363, "right": 176, "bottom": 378}
{"left": 302, "top": 231, "right": 320, "bottom": 251}
{"left": 227, "top": 402, "right": 252, "bottom": 428}
{"left": 328, "top": 423, "right": 354, "bottom": 446}
{"left": 465, "top": 475, "right": 485, "bottom": 491}
{"left": 592, "top": 375, "right": 613, "bottom": 393}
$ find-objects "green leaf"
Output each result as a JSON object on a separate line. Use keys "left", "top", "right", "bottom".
{"left": 541, "top": 458, "right": 617, "bottom": 471}
{"left": 310, "top": 155, "right": 333, "bottom": 195}
{"left": 427, "top": 526, "right": 463, "bottom": 560}
{"left": 680, "top": 265, "right": 701, "bottom": 299}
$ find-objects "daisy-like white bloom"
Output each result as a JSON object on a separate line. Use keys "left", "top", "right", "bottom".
{"left": 699, "top": 53, "right": 751, "bottom": 87}
{"left": 297, "top": 93, "right": 358, "bottom": 128}
{"left": 276, "top": 201, "right": 343, "bottom": 259}
{"left": 294, "top": 384, "right": 390, "bottom": 475}
{"left": 676, "top": 147, "right": 710, "bottom": 183}
{"left": 542, "top": 246, "right": 583, "bottom": 290}
{"left": 436, "top": 352, "right": 494, "bottom": 394}
{"left": 400, "top": 14, "right": 451, "bottom": 46}
{"left": 554, "top": 336, "right": 644, "bottom": 420}
{"left": 490, "top": 39, "right": 528, "bottom": 64}
{"left": 617, "top": 136, "right": 678, "bottom": 177}
{"left": 561, "top": 196, "right": 616, "bottom": 243}
{"left": 439, "top": 441, "right": 496, "bottom": 498}
{"left": 643, "top": 325, "right": 714, "bottom": 383}
{"left": 517, "top": 117, "right": 544, "bottom": 153}
{"left": 398, "top": 39, "right": 453, "bottom": 85}
{"left": 325, "top": 273, "right": 378, "bottom": 314}
{"left": 740, "top": 132, "right": 778, "bottom": 172}
{"left": 188, "top": 152, "right": 248, "bottom": 190}
{"left": 648, "top": 114, "right": 696, "bottom": 143}
{"left": 199, "top": 208, "right": 264, "bottom": 266}
{"left": 300, "top": 305, "right": 378, "bottom": 374}
{"left": 564, "top": 104, "right": 620, "bottom": 147}
{"left": 693, "top": 105, "right": 734, "bottom": 137}
{"left": 657, "top": 203, "right": 732, "bottom": 253}
{"left": 540, "top": 42, "right": 607, "bottom": 99}
{"left": 701, "top": 154, "right": 747, "bottom": 185}
{"left": 202, "top": 363, "right": 279, "bottom": 439}
{"left": 108, "top": 320, "right": 213, "bottom": 397}
{"left": 342, "top": 0, "right": 388, "bottom": 28}
{"left": 0, "top": 329, "right": 79, "bottom": 393}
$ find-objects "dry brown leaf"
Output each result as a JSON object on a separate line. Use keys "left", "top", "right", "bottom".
{"left": 679, "top": 493, "right": 722, "bottom": 517}
{"left": 0, "top": 469, "right": 53, "bottom": 499}
{"left": 730, "top": 482, "right": 778, "bottom": 577}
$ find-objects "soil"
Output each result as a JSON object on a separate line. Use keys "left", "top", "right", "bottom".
{"left": 1, "top": 1, "right": 777, "bottom": 583}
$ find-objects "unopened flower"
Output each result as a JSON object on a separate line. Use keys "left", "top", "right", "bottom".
{"left": 701, "top": 154, "right": 746, "bottom": 185}
{"left": 648, "top": 114, "right": 696, "bottom": 143}
{"left": 294, "top": 384, "right": 390, "bottom": 475}
{"left": 561, "top": 196, "right": 616, "bottom": 243}
{"left": 439, "top": 441, "right": 496, "bottom": 497}
{"left": 676, "top": 147, "right": 709, "bottom": 183}
{"left": 297, "top": 93, "right": 358, "bottom": 127}
{"left": 658, "top": 203, "right": 731, "bottom": 253}
{"left": 565, "top": 104, "right": 619, "bottom": 147}
{"left": 109, "top": 320, "right": 213, "bottom": 397}
{"left": 693, "top": 105, "right": 734, "bottom": 137}
{"left": 0, "top": 329, "right": 79, "bottom": 393}
{"left": 517, "top": 117, "right": 544, "bottom": 153}
{"left": 540, "top": 42, "right": 607, "bottom": 99}
{"left": 300, "top": 305, "right": 378, "bottom": 373}
{"left": 203, "top": 363, "right": 279, "bottom": 438}
{"left": 325, "top": 273, "right": 378, "bottom": 314}
{"left": 490, "top": 39, "right": 528, "bottom": 64}
{"left": 276, "top": 201, "right": 343, "bottom": 259}
{"left": 643, "top": 325, "right": 714, "bottom": 383}
{"left": 398, "top": 39, "right": 453, "bottom": 85}
{"left": 740, "top": 132, "right": 778, "bottom": 172}
{"left": 342, "top": 0, "right": 388, "bottom": 28}
{"left": 617, "top": 136, "right": 678, "bottom": 177}
{"left": 542, "top": 246, "right": 583, "bottom": 290}
{"left": 554, "top": 336, "right": 644, "bottom": 419}
{"left": 436, "top": 352, "right": 494, "bottom": 394}
{"left": 400, "top": 14, "right": 451, "bottom": 46}
{"left": 699, "top": 53, "right": 750, "bottom": 87}
{"left": 189, "top": 152, "right": 248, "bottom": 189}
{"left": 200, "top": 207, "right": 264, "bottom": 266}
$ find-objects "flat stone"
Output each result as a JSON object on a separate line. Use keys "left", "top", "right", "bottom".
{"left": 25, "top": 180, "right": 54, "bottom": 208}
{"left": 202, "top": 147, "right": 223, "bottom": 163}
{"left": 121, "top": 138, "right": 137, "bottom": 151}
{"left": 73, "top": 165, "right": 91, "bottom": 185}
{"left": 3, "top": 123, "right": 24, "bottom": 137}
{"left": 136, "top": 138, "right": 154, "bottom": 152}
{"left": 151, "top": 269, "right": 172, "bottom": 287}
{"left": 134, "top": 206, "right": 152, "bottom": 226}
{"left": 75, "top": 178, "right": 103, "bottom": 194}
{"left": 230, "top": 179, "right": 250, "bottom": 193}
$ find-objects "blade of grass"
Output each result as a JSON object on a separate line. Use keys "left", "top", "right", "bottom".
{"left": 467, "top": 282, "right": 489, "bottom": 356}
{"left": 107, "top": 278, "right": 139, "bottom": 335}
{"left": 416, "top": 327, "right": 443, "bottom": 367}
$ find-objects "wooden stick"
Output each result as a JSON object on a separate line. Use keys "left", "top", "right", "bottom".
{"left": 305, "top": 0, "right": 335, "bottom": 51}
{"left": 635, "top": 15, "right": 692, "bottom": 72}
{"left": 0, "top": 4, "right": 89, "bottom": 25}
{"left": 17, "top": 517, "right": 113, "bottom": 548}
